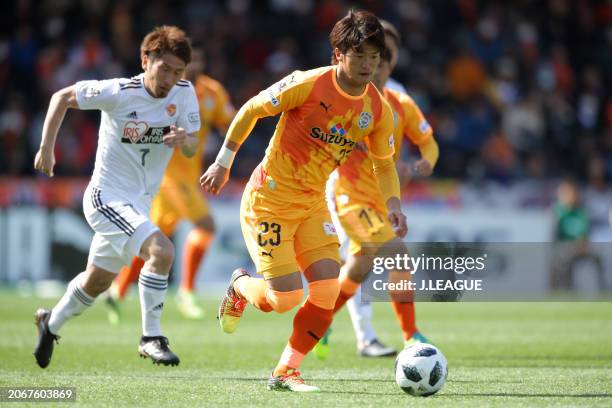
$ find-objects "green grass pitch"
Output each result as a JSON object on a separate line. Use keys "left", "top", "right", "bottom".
{"left": 1, "top": 290, "right": 611, "bottom": 407}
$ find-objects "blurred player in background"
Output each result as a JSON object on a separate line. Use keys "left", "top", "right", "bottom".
{"left": 32, "top": 26, "right": 200, "bottom": 368}
{"left": 105, "top": 47, "right": 236, "bottom": 322}
{"left": 315, "top": 20, "right": 439, "bottom": 359}
{"left": 200, "top": 10, "right": 406, "bottom": 392}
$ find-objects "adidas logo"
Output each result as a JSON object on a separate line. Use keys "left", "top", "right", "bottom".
{"left": 128, "top": 111, "right": 138, "bottom": 119}
{"left": 153, "top": 302, "right": 164, "bottom": 311}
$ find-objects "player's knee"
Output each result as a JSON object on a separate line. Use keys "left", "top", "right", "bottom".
{"left": 196, "top": 216, "right": 215, "bottom": 234}
{"left": 308, "top": 278, "right": 341, "bottom": 310}
{"left": 187, "top": 227, "right": 214, "bottom": 249}
{"left": 266, "top": 288, "right": 304, "bottom": 313}
{"left": 148, "top": 238, "right": 175, "bottom": 271}
{"left": 82, "top": 269, "right": 114, "bottom": 297}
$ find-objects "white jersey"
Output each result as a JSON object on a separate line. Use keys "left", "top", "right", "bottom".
{"left": 385, "top": 77, "right": 407, "bottom": 94}
{"left": 75, "top": 74, "right": 201, "bottom": 200}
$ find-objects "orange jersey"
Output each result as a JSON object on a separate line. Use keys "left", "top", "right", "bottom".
{"left": 243, "top": 66, "right": 395, "bottom": 210}
{"left": 334, "top": 87, "right": 433, "bottom": 212}
{"left": 164, "top": 74, "right": 235, "bottom": 183}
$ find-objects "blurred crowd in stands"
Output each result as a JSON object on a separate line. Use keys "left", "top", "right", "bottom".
{"left": 1, "top": 0, "right": 611, "bottom": 187}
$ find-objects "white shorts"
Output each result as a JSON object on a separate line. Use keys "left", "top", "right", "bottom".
{"left": 83, "top": 185, "right": 159, "bottom": 273}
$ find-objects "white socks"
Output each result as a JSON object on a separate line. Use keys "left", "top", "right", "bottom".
{"left": 138, "top": 269, "right": 168, "bottom": 337}
{"left": 346, "top": 288, "right": 377, "bottom": 346}
{"left": 48, "top": 272, "right": 95, "bottom": 335}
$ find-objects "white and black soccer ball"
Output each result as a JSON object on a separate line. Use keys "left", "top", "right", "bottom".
{"left": 395, "top": 343, "right": 448, "bottom": 396}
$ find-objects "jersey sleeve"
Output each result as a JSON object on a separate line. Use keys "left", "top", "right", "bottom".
{"left": 253, "top": 70, "right": 314, "bottom": 116}
{"left": 401, "top": 93, "right": 433, "bottom": 146}
{"left": 366, "top": 99, "right": 395, "bottom": 160}
{"left": 225, "top": 70, "right": 315, "bottom": 146}
{"left": 177, "top": 85, "right": 201, "bottom": 134}
{"left": 75, "top": 79, "right": 121, "bottom": 111}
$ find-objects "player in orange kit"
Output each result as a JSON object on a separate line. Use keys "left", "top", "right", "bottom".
{"left": 315, "top": 23, "right": 439, "bottom": 359}
{"left": 200, "top": 10, "right": 407, "bottom": 392}
{"left": 105, "top": 48, "right": 235, "bottom": 322}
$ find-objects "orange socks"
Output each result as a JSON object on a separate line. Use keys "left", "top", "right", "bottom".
{"left": 333, "top": 274, "right": 360, "bottom": 313}
{"left": 180, "top": 228, "right": 213, "bottom": 292}
{"left": 289, "top": 300, "right": 333, "bottom": 352}
{"left": 389, "top": 270, "right": 416, "bottom": 340}
{"left": 275, "top": 300, "right": 332, "bottom": 376}
{"left": 274, "top": 279, "right": 339, "bottom": 376}
{"left": 114, "top": 257, "right": 144, "bottom": 299}
{"left": 390, "top": 300, "right": 416, "bottom": 340}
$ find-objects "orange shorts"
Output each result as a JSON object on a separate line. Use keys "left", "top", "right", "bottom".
{"left": 336, "top": 202, "right": 396, "bottom": 255}
{"left": 240, "top": 184, "right": 340, "bottom": 279}
{"left": 150, "top": 177, "right": 209, "bottom": 237}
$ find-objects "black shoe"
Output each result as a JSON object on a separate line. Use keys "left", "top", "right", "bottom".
{"left": 33, "top": 308, "right": 60, "bottom": 368}
{"left": 138, "top": 336, "right": 180, "bottom": 366}
{"left": 358, "top": 338, "right": 397, "bottom": 358}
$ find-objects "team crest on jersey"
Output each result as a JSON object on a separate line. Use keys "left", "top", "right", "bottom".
{"left": 330, "top": 123, "right": 346, "bottom": 136}
{"left": 166, "top": 104, "right": 176, "bottom": 117}
{"left": 83, "top": 86, "right": 101, "bottom": 99}
{"left": 358, "top": 111, "right": 372, "bottom": 129}
{"left": 123, "top": 121, "right": 149, "bottom": 144}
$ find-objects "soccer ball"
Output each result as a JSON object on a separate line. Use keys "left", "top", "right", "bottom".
{"left": 395, "top": 343, "right": 448, "bottom": 396}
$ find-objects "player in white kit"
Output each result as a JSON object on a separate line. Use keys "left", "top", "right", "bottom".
{"left": 32, "top": 26, "right": 201, "bottom": 368}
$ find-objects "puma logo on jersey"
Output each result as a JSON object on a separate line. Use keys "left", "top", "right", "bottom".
{"left": 319, "top": 101, "right": 332, "bottom": 112}
{"left": 261, "top": 249, "right": 274, "bottom": 258}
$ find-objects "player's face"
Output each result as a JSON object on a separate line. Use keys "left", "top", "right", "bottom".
{"left": 142, "top": 52, "right": 187, "bottom": 98}
{"left": 385, "top": 35, "right": 399, "bottom": 70}
{"left": 373, "top": 58, "right": 392, "bottom": 91}
{"left": 337, "top": 42, "right": 381, "bottom": 86}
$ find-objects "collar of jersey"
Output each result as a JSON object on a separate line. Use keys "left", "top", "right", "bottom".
{"left": 331, "top": 66, "right": 370, "bottom": 100}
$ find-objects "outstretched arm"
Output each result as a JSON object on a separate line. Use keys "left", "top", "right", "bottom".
{"left": 200, "top": 70, "right": 313, "bottom": 194}
{"left": 34, "top": 85, "right": 79, "bottom": 177}
{"left": 200, "top": 96, "right": 269, "bottom": 195}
